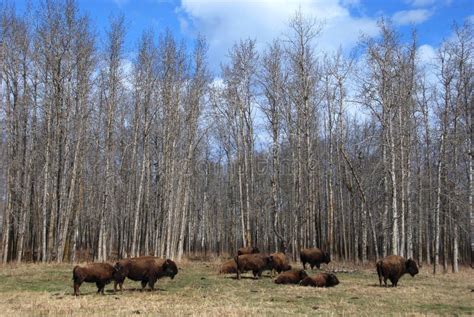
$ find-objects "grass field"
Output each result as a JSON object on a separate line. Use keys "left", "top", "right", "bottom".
{"left": 0, "top": 260, "right": 472, "bottom": 316}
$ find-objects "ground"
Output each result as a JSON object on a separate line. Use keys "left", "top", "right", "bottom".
{"left": 0, "top": 260, "right": 472, "bottom": 316}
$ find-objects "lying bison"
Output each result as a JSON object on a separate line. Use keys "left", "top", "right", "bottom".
{"left": 73, "top": 262, "right": 118, "bottom": 296}
{"left": 274, "top": 269, "right": 308, "bottom": 284}
{"left": 300, "top": 248, "right": 330, "bottom": 270}
{"left": 234, "top": 254, "right": 273, "bottom": 279}
{"left": 270, "top": 252, "right": 291, "bottom": 277}
{"left": 376, "top": 255, "right": 419, "bottom": 287}
{"left": 237, "top": 246, "right": 260, "bottom": 256}
{"left": 219, "top": 259, "right": 238, "bottom": 274}
{"left": 114, "top": 256, "right": 178, "bottom": 291}
{"left": 299, "top": 273, "right": 340, "bottom": 287}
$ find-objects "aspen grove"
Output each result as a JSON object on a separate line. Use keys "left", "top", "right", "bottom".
{"left": 0, "top": 1, "right": 473, "bottom": 272}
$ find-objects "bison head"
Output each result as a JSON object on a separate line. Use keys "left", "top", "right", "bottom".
{"left": 405, "top": 259, "right": 419, "bottom": 277}
{"left": 251, "top": 246, "right": 260, "bottom": 254}
{"left": 323, "top": 251, "right": 331, "bottom": 264}
{"left": 326, "top": 273, "right": 340, "bottom": 287}
{"left": 299, "top": 270, "right": 308, "bottom": 280}
{"left": 163, "top": 259, "right": 178, "bottom": 279}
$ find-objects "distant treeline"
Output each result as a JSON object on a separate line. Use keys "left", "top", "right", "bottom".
{"left": 0, "top": 0, "right": 472, "bottom": 273}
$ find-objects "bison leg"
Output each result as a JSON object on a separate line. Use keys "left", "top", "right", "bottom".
{"left": 140, "top": 280, "right": 148, "bottom": 291}
{"left": 383, "top": 277, "right": 388, "bottom": 287}
{"left": 148, "top": 277, "right": 158, "bottom": 291}
{"left": 316, "top": 263, "right": 321, "bottom": 269}
{"left": 73, "top": 282, "right": 81, "bottom": 296}
{"left": 391, "top": 278, "right": 398, "bottom": 287}
{"left": 114, "top": 280, "right": 121, "bottom": 292}
{"left": 96, "top": 282, "right": 106, "bottom": 295}
{"left": 236, "top": 270, "right": 241, "bottom": 280}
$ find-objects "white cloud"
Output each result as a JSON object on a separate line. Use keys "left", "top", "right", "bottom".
{"left": 392, "top": 9, "right": 433, "bottom": 25}
{"left": 405, "top": 0, "right": 436, "bottom": 7}
{"left": 178, "top": 0, "right": 378, "bottom": 71}
{"left": 418, "top": 44, "right": 437, "bottom": 64}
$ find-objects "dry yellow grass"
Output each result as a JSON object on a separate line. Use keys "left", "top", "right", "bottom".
{"left": 0, "top": 260, "right": 472, "bottom": 316}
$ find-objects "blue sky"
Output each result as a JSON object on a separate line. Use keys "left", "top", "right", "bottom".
{"left": 13, "top": 0, "right": 474, "bottom": 73}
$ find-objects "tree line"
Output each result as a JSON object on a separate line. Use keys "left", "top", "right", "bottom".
{"left": 0, "top": 1, "right": 472, "bottom": 273}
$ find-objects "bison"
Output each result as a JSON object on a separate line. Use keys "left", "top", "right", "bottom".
{"left": 72, "top": 262, "right": 118, "bottom": 296}
{"left": 219, "top": 259, "right": 238, "bottom": 274}
{"left": 237, "top": 246, "right": 260, "bottom": 256}
{"left": 300, "top": 248, "right": 330, "bottom": 270}
{"left": 114, "top": 256, "right": 178, "bottom": 291}
{"left": 274, "top": 269, "right": 308, "bottom": 285}
{"left": 270, "top": 252, "right": 292, "bottom": 277}
{"left": 299, "top": 273, "right": 340, "bottom": 287}
{"left": 376, "top": 255, "right": 419, "bottom": 287}
{"left": 234, "top": 254, "right": 273, "bottom": 280}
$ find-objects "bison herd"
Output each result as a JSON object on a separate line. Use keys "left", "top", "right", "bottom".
{"left": 72, "top": 247, "right": 419, "bottom": 296}
{"left": 73, "top": 256, "right": 177, "bottom": 296}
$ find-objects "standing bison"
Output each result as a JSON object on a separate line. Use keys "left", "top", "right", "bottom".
{"left": 72, "top": 262, "right": 118, "bottom": 296}
{"left": 270, "top": 252, "right": 292, "bottom": 277}
{"left": 376, "top": 255, "right": 419, "bottom": 287}
{"left": 219, "top": 259, "right": 238, "bottom": 274}
{"left": 237, "top": 246, "right": 260, "bottom": 256}
{"left": 299, "top": 273, "right": 340, "bottom": 287}
{"left": 300, "top": 248, "right": 330, "bottom": 270}
{"left": 274, "top": 269, "right": 308, "bottom": 284}
{"left": 234, "top": 254, "right": 273, "bottom": 279}
{"left": 114, "top": 256, "right": 178, "bottom": 291}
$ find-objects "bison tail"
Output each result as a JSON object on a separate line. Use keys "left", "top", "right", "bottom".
{"left": 234, "top": 255, "right": 239, "bottom": 269}
{"left": 376, "top": 261, "right": 382, "bottom": 284}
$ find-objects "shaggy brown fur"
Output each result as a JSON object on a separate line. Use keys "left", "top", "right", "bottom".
{"left": 376, "top": 255, "right": 419, "bottom": 287}
{"left": 219, "top": 259, "right": 238, "bottom": 274}
{"left": 72, "top": 262, "right": 118, "bottom": 296}
{"left": 299, "top": 273, "right": 340, "bottom": 287}
{"left": 300, "top": 248, "right": 330, "bottom": 270}
{"left": 114, "top": 256, "right": 178, "bottom": 291}
{"left": 234, "top": 254, "right": 273, "bottom": 279}
{"left": 237, "top": 246, "right": 260, "bottom": 256}
{"left": 274, "top": 269, "right": 308, "bottom": 284}
{"left": 270, "top": 252, "right": 292, "bottom": 277}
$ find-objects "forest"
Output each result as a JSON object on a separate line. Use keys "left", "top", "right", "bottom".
{"left": 0, "top": 0, "right": 472, "bottom": 275}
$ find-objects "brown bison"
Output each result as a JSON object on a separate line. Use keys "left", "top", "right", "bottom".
{"left": 376, "top": 255, "right": 419, "bottom": 287}
{"left": 219, "top": 259, "right": 238, "bottom": 274}
{"left": 300, "top": 248, "right": 330, "bottom": 270}
{"left": 299, "top": 273, "right": 340, "bottom": 287}
{"left": 237, "top": 246, "right": 260, "bottom": 256}
{"left": 234, "top": 254, "right": 274, "bottom": 279}
{"left": 114, "top": 256, "right": 178, "bottom": 291}
{"left": 72, "top": 262, "right": 118, "bottom": 296}
{"left": 270, "top": 252, "right": 291, "bottom": 277}
{"left": 274, "top": 269, "right": 308, "bottom": 284}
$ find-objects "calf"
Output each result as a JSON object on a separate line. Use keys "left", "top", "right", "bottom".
{"left": 234, "top": 254, "right": 273, "bottom": 279}
{"left": 72, "top": 262, "right": 118, "bottom": 296}
{"left": 376, "top": 255, "right": 419, "bottom": 287}
{"left": 274, "top": 269, "right": 308, "bottom": 285}
{"left": 300, "top": 248, "right": 330, "bottom": 270}
{"left": 299, "top": 273, "right": 340, "bottom": 287}
{"left": 114, "top": 256, "right": 178, "bottom": 291}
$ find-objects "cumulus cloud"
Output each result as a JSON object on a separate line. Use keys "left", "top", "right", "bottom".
{"left": 177, "top": 0, "right": 378, "bottom": 71}
{"left": 392, "top": 9, "right": 433, "bottom": 25}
